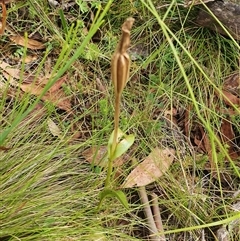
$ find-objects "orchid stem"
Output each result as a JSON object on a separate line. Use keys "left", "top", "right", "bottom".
{"left": 112, "top": 93, "right": 121, "bottom": 154}
{"left": 105, "top": 93, "right": 121, "bottom": 187}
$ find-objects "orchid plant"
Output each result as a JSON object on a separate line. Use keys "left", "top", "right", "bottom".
{"left": 98, "top": 18, "right": 135, "bottom": 209}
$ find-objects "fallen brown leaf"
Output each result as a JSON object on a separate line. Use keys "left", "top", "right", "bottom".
{"left": 0, "top": 61, "right": 38, "bottom": 84}
{"left": 220, "top": 118, "right": 239, "bottom": 160}
{"left": 0, "top": 146, "right": 10, "bottom": 151}
{"left": 194, "top": 135, "right": 204, "bottom": 152}
{"left": 0, "top": 61, "right": 72, "bottom": 112}
{"left": 43, "top": 89, "right": 72, "bottom": 112}
{"left": 223, "top": 73, "right": 240, "bottom": 97}
{"left": 20, "top": 77, "right": 72, "bottom": 112}
{"left": 121, "top": 147, "right": 175, "bottom": 188}
{"left": 10, "top": 36, "right": 45, "bottom": 50}
{"left": 216, "top": 107, "right": 239, "bottom": 116}
{"left": 83, "top": 146, "right": 108, "bottom": 167}
{"left": 48, "top": 75, "right": 68, "bottom": 93}
{"left": 95, "top": 77, "right": 107, "bottom": 96}
{"left": 19, "top": 54, "right": 38, "bottom": 64}
{"left": 18, "top": 103, "right": 46, "bottom": 128}
{"left": 0, "top": 60, "right": 21, "bottom": 79}
{"left": 47, "top": 118, "right": 62, "bottom": 138}
{"left": 197, "top": 126, "right": 216, "bottom": 170}
{"left": 222, "top": 90, "right": 240, "bottom": 106}
{"left": 221, "top": 119, "right": 235, "bottom": 145}
{"left": 83, "top": 146, "right": 128, "bottom": 167}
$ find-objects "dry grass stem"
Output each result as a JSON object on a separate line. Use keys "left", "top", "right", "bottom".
{"left": 139, "top": 186, "right": 161, "bottom": 241}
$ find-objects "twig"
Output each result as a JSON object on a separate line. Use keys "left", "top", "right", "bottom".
{"left": 139, "top": 186, "right": 159, "bottom": 240}
{"left": 130, "top": 157, "right": 160, "bottom": 240}
{"left": 151, "top": 193, "right": 166, "bottom": 241}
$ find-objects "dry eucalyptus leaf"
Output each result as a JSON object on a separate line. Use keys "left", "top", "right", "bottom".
{"left": 41, "top": 89, "right": 72, "bottom": 112}
{"left": 83, "top": 146, "right": 128, "bottom": 167}
{"left": 0, "top": 146, "right": 10, "bottom": 151}
{"left": 20, "top": 84, "right": 72, "bottom": 112}
{"left": 83, "top": 146, "right": 108, "bottom": 167}
{"left": 10, "top": 36, "right": 45, "bottom": 50}
{"left": 1, "top": 61, "right": 39, "bottom": 84}
{"left": 47, "top": 118, "right": 62, "bottom": 138}
{"left": 0, "top": 62, "right": 72, "bottom": 112}
{"left": 122, "top": 147, "right": 175, "bottom": 188}
{"left": 220, "top": 118, "right": 239, "bottom": 160}
{"left": 223, "top": 73, "right": 240, "bottom": 97}
{"left": 22, "top": 54, "right": 38, "bottom": 64}
{"left": 222, "top": 90, "right": 240, "bottom": 106}
{"left": 0, "top": 60, "right": 21, "bottom": 79}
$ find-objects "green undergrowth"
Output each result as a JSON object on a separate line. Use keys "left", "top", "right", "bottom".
{"left": 0, "top": 0, "right": 239, "bottom": 240}
{"left": 1, "top": 127, "right": 140, "bottom": 240}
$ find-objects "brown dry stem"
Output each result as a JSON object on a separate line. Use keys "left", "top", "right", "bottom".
{"left": 151, "top": 193, "right": 166, "bottom": 241}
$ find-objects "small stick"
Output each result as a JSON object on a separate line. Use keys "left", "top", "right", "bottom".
{"left": 139, "top": 186, "right": 160, "bottom": 241}
{"left": 151, "top": 193, "right": 166, "bottom": 241}
{"left": 131, "top": 158, "right": 161, "bottom": 241}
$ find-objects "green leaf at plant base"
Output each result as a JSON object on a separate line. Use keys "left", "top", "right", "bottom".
{"left": 107, "top": 128, "right": 135, "bottom": 159}
{"left": 98, "top": 188, "right": 129, "bottom": 209}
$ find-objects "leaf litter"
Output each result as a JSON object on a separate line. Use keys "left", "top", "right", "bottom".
{"left": 47, "top": 118, "right": 62, "bottom": 138}
{"left": 9, "top": 35, "right": 46, "bottom": 50}
{"left": 83, "top": 146, "right": 129, "bottom": 168}
{"left": 0, "top": 60, "right": 72, "bottom": 112}
{"left": 122, "top": 147, "right": 175, "bottom": 188}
